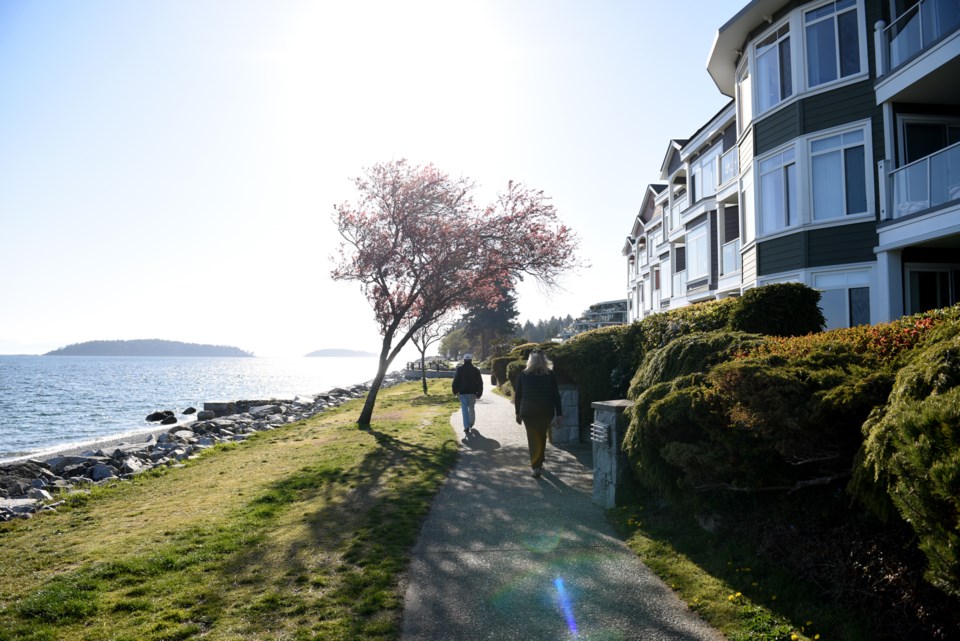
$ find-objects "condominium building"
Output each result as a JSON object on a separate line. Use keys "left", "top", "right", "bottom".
{"left": 625, "top": 0, "right": 960, "bottom": 328}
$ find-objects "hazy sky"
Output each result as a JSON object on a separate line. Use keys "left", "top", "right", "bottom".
{"left": 0, "top": 0, "right": 743, "bottom": 358}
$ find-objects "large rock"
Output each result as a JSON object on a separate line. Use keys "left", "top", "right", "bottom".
{"left": 88, "top": 464, "right": 116, "bottom": 482}
{"left": 249, "top": 404, "right": 282, "bottom": 418}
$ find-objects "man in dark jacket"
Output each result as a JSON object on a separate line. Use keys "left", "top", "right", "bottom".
{"left": 452, "top": 353, "right": 483, "bottom": 434}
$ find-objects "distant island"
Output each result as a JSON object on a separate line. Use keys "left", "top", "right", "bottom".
{"left": 305, "top": 348, "right": 376, "bottom": 358}
{"left": 45, "top": 339, "right": 254, "bottom": 357}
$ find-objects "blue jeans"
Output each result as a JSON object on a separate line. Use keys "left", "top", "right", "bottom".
{"left": 459, "top": 394, "right": 477, "bottom": 429}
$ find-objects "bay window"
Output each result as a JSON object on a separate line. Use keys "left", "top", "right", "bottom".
{"left": 691, "top": 145, "right": 722, "bottom": 202}
{"left": 737, "top": 62, "right": 753, "bottom": 132}
{"left": 759, "top": 148, "right": 797, "bottom": 234}
{"left": 805, "top": 0, "right": 861, "bottom": 87}
{"left": 811, "top": 129, "right": 867, "bottom": 220}
{"left": 756, "top": 24, "right": 792, "bottom": 114}
{"left": 687, "top": 223, "right": 710, "bottom": 281}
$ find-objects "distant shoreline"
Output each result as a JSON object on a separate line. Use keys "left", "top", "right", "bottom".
{"left": 44, "top": 339, "right": 253, "bottom": 358}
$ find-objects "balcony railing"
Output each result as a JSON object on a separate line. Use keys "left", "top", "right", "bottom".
{"left": 890, "top": 140, "right": 960, "bottom": 219}
{"left": 720, "top": 147, "right": 739, "bottom": 186}
{"left": 671, "top": 195, "right": 687, "bottom": 230}
{"left": 672, "top": 270, "right": 687, "bottom": 299}
{"left": 721, "top": 238, "right": 742, "bottom": 275}
{"left": 884, "top": 0, "right": 960, "bottom": 70}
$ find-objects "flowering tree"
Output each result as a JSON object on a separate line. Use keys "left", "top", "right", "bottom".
{"left": 331, "top": 159, "right": 580, "bottom": 427}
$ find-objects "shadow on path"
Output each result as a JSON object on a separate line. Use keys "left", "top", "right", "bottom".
{"left": 401, "top": 379, "right": 724, "bottom": 641}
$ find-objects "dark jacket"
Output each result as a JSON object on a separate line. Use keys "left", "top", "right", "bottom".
{"left": 452, "top": 362, "right": 483, "bottom": 397}
{"left": 514, "top": 371, "right": 562, "bottom": 420}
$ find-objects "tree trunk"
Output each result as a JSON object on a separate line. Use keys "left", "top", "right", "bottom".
{"left": 357, "top": 336, "right": 395, "bottom": 428}
{"left": 357, "top": 358, "right": 388, "bottom": 428}
{"left": 420, "top": 353, "right": 428, "bottom": 394}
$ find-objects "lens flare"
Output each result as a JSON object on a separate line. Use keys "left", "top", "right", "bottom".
{"left": 554, "top": 576, "right": 579, "bottom": 637}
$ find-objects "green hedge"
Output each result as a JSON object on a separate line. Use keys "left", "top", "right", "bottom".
{"left": 547, "top": 284, "right": 819, "bottom": 428}
{"left": 622, "top": 337, "right": 891, "bottom": 504}
{"left": 853, "top": 323, "right": 960, "bottom": 598}
{"left": 727, "top": 282, "right": 825, "bottom": 337}
{"left": 618, "top": 301, "right": 960, "bottom": 601}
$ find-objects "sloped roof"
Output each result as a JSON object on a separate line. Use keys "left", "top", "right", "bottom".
{"left": 707, "top": 0, "right": 791, "bottom": 96}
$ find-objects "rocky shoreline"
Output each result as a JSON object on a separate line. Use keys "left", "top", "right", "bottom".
{"left": 0, "top": 373, "right": 405, "bottom": 522}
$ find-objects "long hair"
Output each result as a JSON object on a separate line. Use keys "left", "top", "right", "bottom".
{"left": 524, "top": 349, "right": 552, "bottom": 375}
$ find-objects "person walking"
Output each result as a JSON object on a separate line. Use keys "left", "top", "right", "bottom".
{"left": 514, "top": 349, "right": 562, "bottom": 478}
{"left": 452, "top": 353, "right": 483, "bottom": 435}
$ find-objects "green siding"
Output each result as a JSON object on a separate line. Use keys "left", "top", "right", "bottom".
{"left": 802, "top": 81, "right": 876, "bottom": 133}
{"left": 808, "top": 222, "right": 878, "bottom": 266}
{"left": 758, "top": 233, "right": 805, "bottom": 274}
{"left": 755, "top": 103, "right": 801, "bottom": 156}
{"left": 758, "top": 223, "right": 878, "bottom": 275}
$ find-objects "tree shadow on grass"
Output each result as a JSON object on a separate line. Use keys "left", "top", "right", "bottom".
{"left": 214, "top": 421, "right": 458, "bottom": 638}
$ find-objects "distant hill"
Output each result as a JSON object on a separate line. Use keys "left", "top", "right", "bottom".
{"left": 45, "top": 339, "right": 254, "bottom": 357}
{"left": 305, "top": 348, "right": 376, "bottom": 358}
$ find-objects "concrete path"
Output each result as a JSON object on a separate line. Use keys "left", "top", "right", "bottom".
{"left": 401, "top": 381, "right": 725, "bottom": 641}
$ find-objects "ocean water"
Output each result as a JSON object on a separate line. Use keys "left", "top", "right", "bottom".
{"left": 0, "top": 355, "right": 382, "bottom": 462}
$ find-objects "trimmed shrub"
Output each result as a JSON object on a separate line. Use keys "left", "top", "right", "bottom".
{"left": 628, "top": 330, "right": 765, "bottom": 398}
{"left": 490, "top": 356, "right": 517, "bottom": 388}
{"left": 853, "top": 326, "right": 960, "bottom": 598}
{"left": 623, "top": 338, "right": 892, "bottom": 507}
{"left": 727, "top": 282, "right": 825, "bottom": 337}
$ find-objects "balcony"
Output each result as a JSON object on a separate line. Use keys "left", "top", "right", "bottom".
{"left": 670, "top": 195, "right": 687, "bottom": 231}
{"left": 721, "top": 238, "right": 742, "bottom": 275}
{"left": 672, "top": 270, "right": 687, "bottom": 299}
{"left": 720, "top": 147, "right": 739, "bottom": 186}
{"left": 890, "top": 140, "right": 960, "bottom": 219}
{"left": 875, "top": 0, "right": 960, "bottom": 104}
{"left": 886, "top": 0, "right": 960, "bottom": 69}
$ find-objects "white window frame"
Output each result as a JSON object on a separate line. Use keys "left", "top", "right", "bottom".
{"left": 809, "top": 127, "right": 869, "bottom": 221}
{"left": 807, "top": 120, "right": 874, "bottom": 223}
{"left": 757, "top": 145, "right": 798, "bottom": 236}
{"left": 736, "top": 58, "right": 753, "bottom": 133}
{"left": 754, "top": 21, "right": 793, "bottom": 116}
{"left": 896, "top": 114, "right": 960, "bottom": 165}
{"left": 687, "top": 222, "right": 710, "bottom": 281}
{"left": 803, "top": 0, "right": 866, "bottom": 91}
{"left": 813, "top": 268, "right": 872, "bottom": 329}
{"left": 691, "top": 145, "right": 722, "bottom": 203}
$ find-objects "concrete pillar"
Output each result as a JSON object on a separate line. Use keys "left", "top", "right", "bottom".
{"left": 552, "top": 384, "right": 580, "bottom": 444}
{"left": 590, "top": 400, "right": 636, "bottom": 509}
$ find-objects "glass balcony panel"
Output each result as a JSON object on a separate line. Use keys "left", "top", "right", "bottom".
{"left": 929, "top": 142, "right": 960, "bottom": 206}
{"left": 722, "top": 239, "right": 742, "bottom": 275}
{"left": 886, "top": 0, "right": 960, "bottom": 71}
{"left": 893, "top": 160, "right": 930, "bottom": 218}
{"left": 888, "top": 3, "right": 922, "bottom": 68}
{"left": 890, "top": 141, "right": 960, "bottom": 218}
{"left": 673, "top": 271, "right": 687, "bottom": 297}
{"left": 721, "top": 148, "right": 739, "bottom": 185}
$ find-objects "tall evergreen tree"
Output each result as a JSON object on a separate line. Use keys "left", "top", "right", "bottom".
{"left": 462, "top": 282, "right": 520, "bottom": 360}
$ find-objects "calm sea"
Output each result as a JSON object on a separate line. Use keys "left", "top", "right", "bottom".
{"left": 0, "top": 355, "right": 381, "bottom": 462}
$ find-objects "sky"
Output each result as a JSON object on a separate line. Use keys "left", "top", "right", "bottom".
{"left": 0, "top": 0, "right": 745, "bottom": 359}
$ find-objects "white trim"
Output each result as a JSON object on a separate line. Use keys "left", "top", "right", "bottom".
{"left": 801, "top": 0, "right": 869, "bottom": 92}
{"left": 806, "top": 118, "right": 875, "bottom": 221}
{"left": 895, "top": 114, "right": 960, "bottom": 165}
{"left": 753, "top": 17, "right": 795, "bottom": 119}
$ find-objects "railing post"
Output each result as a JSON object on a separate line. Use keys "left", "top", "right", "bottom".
{"left": 875, "top": 20, "right": 889, "bottom": 77}
{"left": 878, "top": 159, "right": 889, "bottom": 220}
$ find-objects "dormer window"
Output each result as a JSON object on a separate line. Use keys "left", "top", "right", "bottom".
{"left": 756, "top": 24, "right": 792, "bottom": 114}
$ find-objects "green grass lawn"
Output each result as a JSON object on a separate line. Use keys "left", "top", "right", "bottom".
{"left": 0, "top": 380, "right": 459, "bottom": 641}
{"left": 4, "top": 376, "right": 883, "bottom": 641}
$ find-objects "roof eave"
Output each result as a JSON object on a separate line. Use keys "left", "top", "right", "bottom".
{"left": 706, "top": 0, "right": 792, "bottom": 97}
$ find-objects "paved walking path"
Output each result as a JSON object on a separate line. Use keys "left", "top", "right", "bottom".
{"left": 401, "top": 380, "right": 725, "bottom": 641}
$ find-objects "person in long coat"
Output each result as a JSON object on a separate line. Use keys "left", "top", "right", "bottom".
{"left": 513, "top": 349, "right": 562, "bottom": 478}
